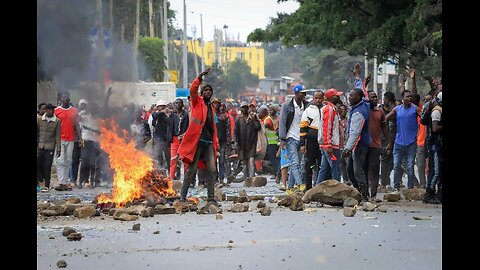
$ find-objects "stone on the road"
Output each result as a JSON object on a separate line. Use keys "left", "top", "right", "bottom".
{"left": 260, "top": 206, "right": 272, "bottom": 216}
{"left": 132, "top": 223, "right": 141, "bottom": 231}
{"left": 362, "top": 202, "right": 376, "bottom": 212}
{"left": 40, "top": 209, "right": 61, "bottom": 217}
{"left": 289, "top": 195, "right": 305, "bottom": 211}
{"left": 115, "top": 213, "right": 138, "bottom": 221}
{"left": 384, "top": 192, "right": 401, "bottom": 202}
{"left": 402, "top": 189, "right": 425, "bottom": 201}
{"left": 257, "top": 201, "right": 266, "bottom": 208}
{"left": 244, "top": 176, "right": 267, "bottom": 187}
{"left": 216, "top": 213, "right": 223, "bottom": 220}
{"left": 67, "top": 232, "right": 83, "bottom": 241}
{"left": 113, "top": 209, "right": 130, "bottom": 219}
{"left": 230, "top": 203, "right": 249, "bottom": 212}
{"left": 73, "top": 206, "right": 96, "bottom": 218}
{"left": 154, "top": 205, "right": 176, "bottom": 215}
{"left": 208, "top": 204, "right": 222, "bottom": 214}
{"left": 64, "top": 204, "right": 89, "bottom": 216}
{"left": 66, "top": 197, "right": 81, "bottom": 204}
{"left": 56, "top": 260, "right": 67, "bottom": 268}
{"left": 62, "top": 227, "right": 76, "bottom": 237}
{"left": 140, "top": 207, "right": 155, "bottom": 217}
{"left": 376, "top": 205, "right": 388, "bottom": 212}
{"left": 125, "top": 204, "right": 147, "bottom": 215}
{"left": 233, "top": 196, "right": 250, "bottom": 203}
{"left": 238, "top": 189, "right": 252, "bottom": 201}
{"left": 343, "top": 207, "right": 357, "bottom": 217}
{"left": 413, "top": 216, "right": 432, "bottom": 220}
{"left": 302, "top": 180, "right": 362, "bottom": 206}
{"left": 173, "top": 200, "right": 190, "bottom": 213}
{"left": 343, "top": 197, "right": 359, "bottom": 207}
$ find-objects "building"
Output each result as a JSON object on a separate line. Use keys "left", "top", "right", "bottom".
{"left": 258, "top": 76, "right": 295, "bottom": 97}
{"left": 174, "top": 39, "right": 265, "bottom": 79}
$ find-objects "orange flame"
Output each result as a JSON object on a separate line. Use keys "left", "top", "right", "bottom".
{"left": 96, "top": 118, "right": 176, "bottom": 207}
{"left": 187, "top": 197, "right": 199, "bottom": 205}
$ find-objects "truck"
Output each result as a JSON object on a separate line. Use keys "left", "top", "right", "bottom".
{"left": 106, "top": 81, "right": 177, "bottom": 107}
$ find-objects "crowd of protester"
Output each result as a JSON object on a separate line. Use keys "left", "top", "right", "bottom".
{"left": 36, "top": 64, "right": 442, "bottom": 204}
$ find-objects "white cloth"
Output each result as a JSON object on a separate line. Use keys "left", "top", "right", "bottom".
{"left": 286, "top": 98, "right": 305, "bottom": 141}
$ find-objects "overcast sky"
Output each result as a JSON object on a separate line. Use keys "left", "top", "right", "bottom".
{"left": 169, "top": 0, "right": 300, "bottom": 43}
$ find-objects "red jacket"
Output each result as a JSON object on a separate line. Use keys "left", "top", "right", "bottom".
{"left": 178, "top": 77, "right": 219, "bottom": 169}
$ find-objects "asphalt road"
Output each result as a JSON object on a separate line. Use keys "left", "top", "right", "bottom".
{"left": 37, "top": 177, "right": 442, "bottom": 270}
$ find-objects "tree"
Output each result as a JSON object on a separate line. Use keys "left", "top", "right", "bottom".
{"left": 224, "top": 59, "right": 259, "bottom": 98}
{"left": 248, "top": 0, "right": 442, "bottom": 87}
{"left": 204, "top": 61, "right": 228, "bottom": 100}
{"left": 138, "top": 37, "right": 166, "bottom": 81}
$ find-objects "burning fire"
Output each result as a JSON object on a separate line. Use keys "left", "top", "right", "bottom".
{"left": 96, "top": 119, "right": 177, "bottom": 207}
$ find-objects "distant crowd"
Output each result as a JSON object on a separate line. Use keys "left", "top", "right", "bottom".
{"left": 37, "top": 64, "right": 442, "bottom": 204}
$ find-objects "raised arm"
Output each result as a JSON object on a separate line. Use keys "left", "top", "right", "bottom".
{"left": 352, "top": 63, "right": 369, "bottom": 99}
{"left": 190, "top": 68, "right": 213, "bottom": 105}
{"left": 399, "top": 73, "right": 407, "bottom": 93}
{"left": 409, "top": 67, "right": 417, "bottom": 95}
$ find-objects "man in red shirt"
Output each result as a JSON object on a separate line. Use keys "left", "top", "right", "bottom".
{"left": 54, "top": 91, "right": 83, "bottom": 190}
{"left": 366, "top": 91, "right": 389, "bottom": 200}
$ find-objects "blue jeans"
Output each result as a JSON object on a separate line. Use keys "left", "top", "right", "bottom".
{"left": 286, "top": 137, "right": 303, "bottom": 188}
{"left": 393, "top": 142, "right": 417, "bottom": 189}
{"left": 426, "top": 144, "right": 441, "bottom": 189}
{"left": 316, "top": 148, "right": 341, "bottom": 184}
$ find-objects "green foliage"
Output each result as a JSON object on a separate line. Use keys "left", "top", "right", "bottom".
{"left": 224, "top": 59, "right": 259, "bottom": 97}
{"left": 249, "top": 0, "right": 442, "bottom": 84}
{"left": 204, "top": 61, "right": 228, "bottom": 100}
{"left": 138, "top": 37, "right": 166, "bottom": 81}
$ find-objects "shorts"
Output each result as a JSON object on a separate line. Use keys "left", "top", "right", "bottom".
{"left": 280, "top": 148, "right": 291, "bottom": 169}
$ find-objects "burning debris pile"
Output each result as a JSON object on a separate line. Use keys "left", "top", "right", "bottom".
{"left": 95, "top": 119, "right": 177, "bottom": 208}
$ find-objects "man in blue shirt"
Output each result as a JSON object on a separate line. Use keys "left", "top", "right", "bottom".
{"left": 385, "top": 90, "right": 421, "bottom": 191}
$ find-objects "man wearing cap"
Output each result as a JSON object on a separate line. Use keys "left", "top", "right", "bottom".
{"left": 279, "top": 84, "right": 308, "bottom": 194}
{"left": 54, "top": 91, "right": 83, "bottom": 190}
{"left": 151, "top": 99, "right": 173, "bottom": 172}
{"left": 264, "top": 104, "right": 280, "bottom": 181}
{"left": 169, "top": 98, "right": 189, "bottom": 180}
{"left": 178, "top": 68, "right": 220, "bottom": 205}
{"left": 316, "top": 89, "right": 342, "bottom": 184}
{"left": 234, "top": 101, "right": 261, "bottom": 180}
{"left": 77, "top": 99, "right": 102, "bottom": 189}
{"left": 37, "top": 103, "right": 61, "bottom": 191}
{"left": 343, "top": 88, "right": 371, "bottom": 201}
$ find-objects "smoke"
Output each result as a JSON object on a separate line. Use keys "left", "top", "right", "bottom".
{"left": 37, "top": 0, "right": 148, "bottom": 130}
{"left": 37, "top": 0, "right": 94, "bottom": 89}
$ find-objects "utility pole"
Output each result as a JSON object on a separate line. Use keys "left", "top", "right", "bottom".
{"left": 162, "top": 0, "right": 169, "bottom": 82}
{"left": 200, "top": 13, "right": 204, "bottom": 71}
{"left": 182, "top": 0, "right": 188, "bottom": 88}
{"left": 148, "top": 0, "right": 154, "bottom": 37}
{"left": 132, "top": 0, "right": 140, "bottom": 81}
{"left": 191, "top": 11, "right": 205, "bottom": 72}
{"left": 223, "top": 24, "right": 228, "bottom": 72}
{"left": 96, "top": 0, "right": 105, "bottom": 91}
{"left": 191, "top": 26, "right": 199, "bottom": 76}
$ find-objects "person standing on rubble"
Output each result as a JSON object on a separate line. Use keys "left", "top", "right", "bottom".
{"left": 54, "top": 91, "right": 83, "bottom": 190}
{"left": 177, "top": 68, "right": 220, "bottom": 205}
